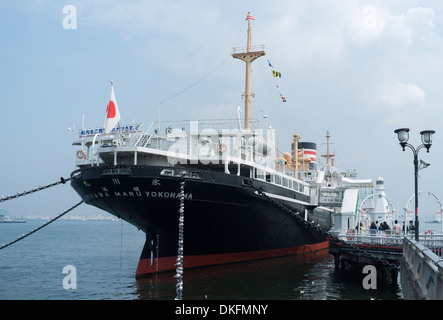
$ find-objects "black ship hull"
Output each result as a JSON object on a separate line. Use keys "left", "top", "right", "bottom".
{"left": 70, "top": 165, "right": 329, "bottom": 277}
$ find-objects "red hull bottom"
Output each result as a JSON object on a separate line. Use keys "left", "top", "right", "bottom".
{"left": 136, "top": 241, "right": 330, "bottom": 277}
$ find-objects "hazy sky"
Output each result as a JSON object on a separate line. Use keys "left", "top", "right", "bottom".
{"left": 1, "top": 0, "right": 443, "bottom": 221}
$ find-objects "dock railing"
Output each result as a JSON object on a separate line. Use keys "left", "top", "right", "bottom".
{"left": 335, "top": 229, "right": 406, "bottom": 246}
{"left": 410, "top": 233, "right": 443, "bottom": 258}
{"left": 336, "top": 229, "right": 443, "bottom": 247}
{"left": 402, "top": 234, "right": 443, "bottom": 299}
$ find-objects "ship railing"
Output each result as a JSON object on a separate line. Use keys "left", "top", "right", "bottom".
{"left": 72, "top": 123, "right": 144, "bottom": 146}
{"left": 123, "top": 119, "right": 266, "bottom": 157}
{"left": 84, "top": 126, "right": 255, "bottom": 167}
{"left": 232, "top": 45, "right": 265, "bottom": 54}
{"left": 146, "top": 119, "right": 260, "bottom": 134}
{"left": 127, "top": 122, "right": 158, "bottom": 148}
{"left": 128, "top": 123, "right": 144, "bottom": 145}
{"left": 128, "top": 135, "right": 254, "bottom": 165}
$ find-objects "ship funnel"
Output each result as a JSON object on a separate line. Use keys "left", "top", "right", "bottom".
{"left": 292, "top": 142, "right": 317, "bottom": 170}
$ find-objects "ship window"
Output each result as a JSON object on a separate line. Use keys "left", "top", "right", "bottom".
{"left": 160, "top": 168, "right": 202, "bottom": 179}
{"left": 174, "top": 168, "right": 190, "bottom": 177}
{"left": 255, "top": 169, "right": 266, "bottom": 181}
{"left": 101, "top": 168, "right": 131, "bottom": 175}
{"left": 275, "top": 175, "right": 282, "bottom": 185}
{"left": 282, "top": 178, "right": 289, "bottom": 188}
{"left": 160, "top": 169, "right": 174, "bottom": 176}
{"left": 190, "top": 172, "right": 202, "bottom": 179}
{"left": 293, "top": 182, "right": 298, "bottom": 191}
{"left": 321, "top": 191, "right": 340, "bottom": 197}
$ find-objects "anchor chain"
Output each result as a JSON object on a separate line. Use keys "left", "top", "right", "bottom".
{"left": 0, "top": 201, "right": 84, "bottom": 251}
{"left": 0, "top": 177, "right": 71, "bottom": 203}
{"left": 245, "top": 180, "right": 400, "bottom": 271}
{"left": 174, "top": 179, "right": 186, "bottom": 300}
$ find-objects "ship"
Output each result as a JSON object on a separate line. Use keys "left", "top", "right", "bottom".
{"left": 70, "top": 13, "right": 371, "bottom": 277}
{"left": 0, "top": 214, "right": 26, "bottom": 223}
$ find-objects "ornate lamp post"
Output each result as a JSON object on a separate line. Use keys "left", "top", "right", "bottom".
{"left": 394, "top": 128, "right": 435, "bottom": 241}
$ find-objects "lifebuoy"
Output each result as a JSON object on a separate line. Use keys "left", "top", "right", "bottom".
{"left": 425, "top": 229, "right": 434, "bottom": 239}
{"left": 76, "top": 150, "right": 86, "bottom": 160}
{"left": 346, "top": 229, "right": 355, "bottom": 241}
{"left": 218, "top": 143, "right": 227, "bottom": 154}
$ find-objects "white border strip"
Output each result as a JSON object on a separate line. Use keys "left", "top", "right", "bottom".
{"left": 261, "top": 191, "right": 310, "bottom": 206}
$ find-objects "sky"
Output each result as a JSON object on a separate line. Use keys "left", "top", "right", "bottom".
{"left": 1, "top": 0, "right": 443, "bottom": 222}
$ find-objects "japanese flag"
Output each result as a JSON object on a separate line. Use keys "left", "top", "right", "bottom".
{"left": 104, "top": 81, "right": 121, "bottom": 134}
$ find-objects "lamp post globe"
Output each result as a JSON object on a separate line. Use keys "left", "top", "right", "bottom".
{"left": 420, "top": 130, "right": 435, "bottom": 151}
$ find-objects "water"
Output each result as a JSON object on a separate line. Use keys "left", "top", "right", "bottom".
{"left": 0, "top": 219, "right": 405, "bottom": 300}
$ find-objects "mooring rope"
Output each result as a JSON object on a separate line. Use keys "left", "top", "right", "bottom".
{"left": 174, "top": 179, "right": 186, "bottom": 300}
{"left": 0, "top": 201, "right": 84, "bottom": 251}
{"left": 0, "top": 177, "right": 71, "bottom": 203}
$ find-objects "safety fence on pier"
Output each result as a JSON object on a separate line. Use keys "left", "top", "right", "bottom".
{"left": 334, "top": 229, "right": 443, "bottom": 251}
{"left": 402, "top": 234, "right": 443, "bottom": 300}
{"left": 333, "top": 229, "right": 407, "bottom": 246}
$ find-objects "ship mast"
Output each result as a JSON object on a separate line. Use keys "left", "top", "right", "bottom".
{"left": 321, "top": 131, "right": 335, "bottom": 167}
{"left": 232, "top": 12, "right": 265, "bottom": 130}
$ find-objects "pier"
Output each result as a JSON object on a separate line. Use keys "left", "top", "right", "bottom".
{"left": 329, "top": 230, "right": 443, "bottom": 299}
{"left": 329, "top": 231, "right": 403, "bottom": 281}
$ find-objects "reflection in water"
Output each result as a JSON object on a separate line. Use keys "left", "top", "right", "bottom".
{"left": 136, "top": 250, "right": 403, "bottom": 300}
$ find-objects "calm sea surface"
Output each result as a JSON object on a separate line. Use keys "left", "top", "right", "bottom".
{"left": 0, "top": 218, "right": 420, "bottom": 300}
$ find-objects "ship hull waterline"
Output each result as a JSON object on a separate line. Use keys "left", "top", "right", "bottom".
{"left": 70, "top": 165, "right": 329, "bottom": 277}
